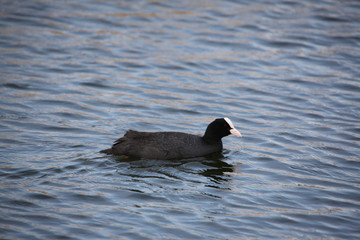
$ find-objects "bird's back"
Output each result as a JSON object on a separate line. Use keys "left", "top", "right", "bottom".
{"left": 101, "top": 130, "right": 222, "bottom": 159}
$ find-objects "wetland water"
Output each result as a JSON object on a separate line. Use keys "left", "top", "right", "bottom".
{"left": 1, "top": 0, "right": 360, "bottom": 239}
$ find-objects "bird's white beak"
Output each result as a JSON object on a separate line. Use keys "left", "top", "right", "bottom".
{"left": 230, "top": 128, "right": 242, "bottom": 137}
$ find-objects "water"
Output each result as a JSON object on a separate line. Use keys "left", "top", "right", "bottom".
{"left": 1, "top": 0, "right": 359, "bottom": 239}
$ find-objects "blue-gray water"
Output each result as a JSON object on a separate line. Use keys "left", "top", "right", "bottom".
{"left": 1, "top": 0, "right": 360, "bottom": 239}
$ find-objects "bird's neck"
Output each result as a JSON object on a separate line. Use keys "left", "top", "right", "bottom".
{"left": 202, "top": 133, "right": 222, "bottom": 144}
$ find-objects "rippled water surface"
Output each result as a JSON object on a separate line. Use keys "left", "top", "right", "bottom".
{"left": 1, "top": 0, "right": 360, "bottom": 239}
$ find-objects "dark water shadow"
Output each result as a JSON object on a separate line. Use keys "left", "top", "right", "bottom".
{"left": 108, "top": 151, "right": 235, "bottom": 184}
{"left": 199, "top": 152, "right": 235, "bottom": 183}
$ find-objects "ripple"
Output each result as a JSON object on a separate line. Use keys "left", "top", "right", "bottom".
{"left": 5, "top": 169, "right": 40, "bottom": 179}
{"left": 26, "top": 192, "right": 58, "bottom": 201}
{"left": 3, "top": 82, "right": 31, "bottom": 90}
{"left": 3, "top": 199, "right": 40, "bottom": 208}
{"left": 261, "top": 39, "right": 314, "bottom": 49}
{"left": 1, "top": 0, "right": 360, "bottom": 239}
{"left": 66, "top": 192, "right": 113, "bottom": 205}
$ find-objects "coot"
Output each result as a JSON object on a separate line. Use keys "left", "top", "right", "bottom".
{"left": 100, "top": 117, "right": 241, "bottom": 159}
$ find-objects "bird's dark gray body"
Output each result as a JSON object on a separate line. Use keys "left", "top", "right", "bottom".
{"left": 101, "top": 130, "right": 222, "bottom": 160}
{"left": 101, "top": 118, "right": 241, "bottom": 160}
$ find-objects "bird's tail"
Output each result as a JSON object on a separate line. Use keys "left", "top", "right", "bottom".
{"left": 100, "top": 148, "right": 113, "bottom": 154}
